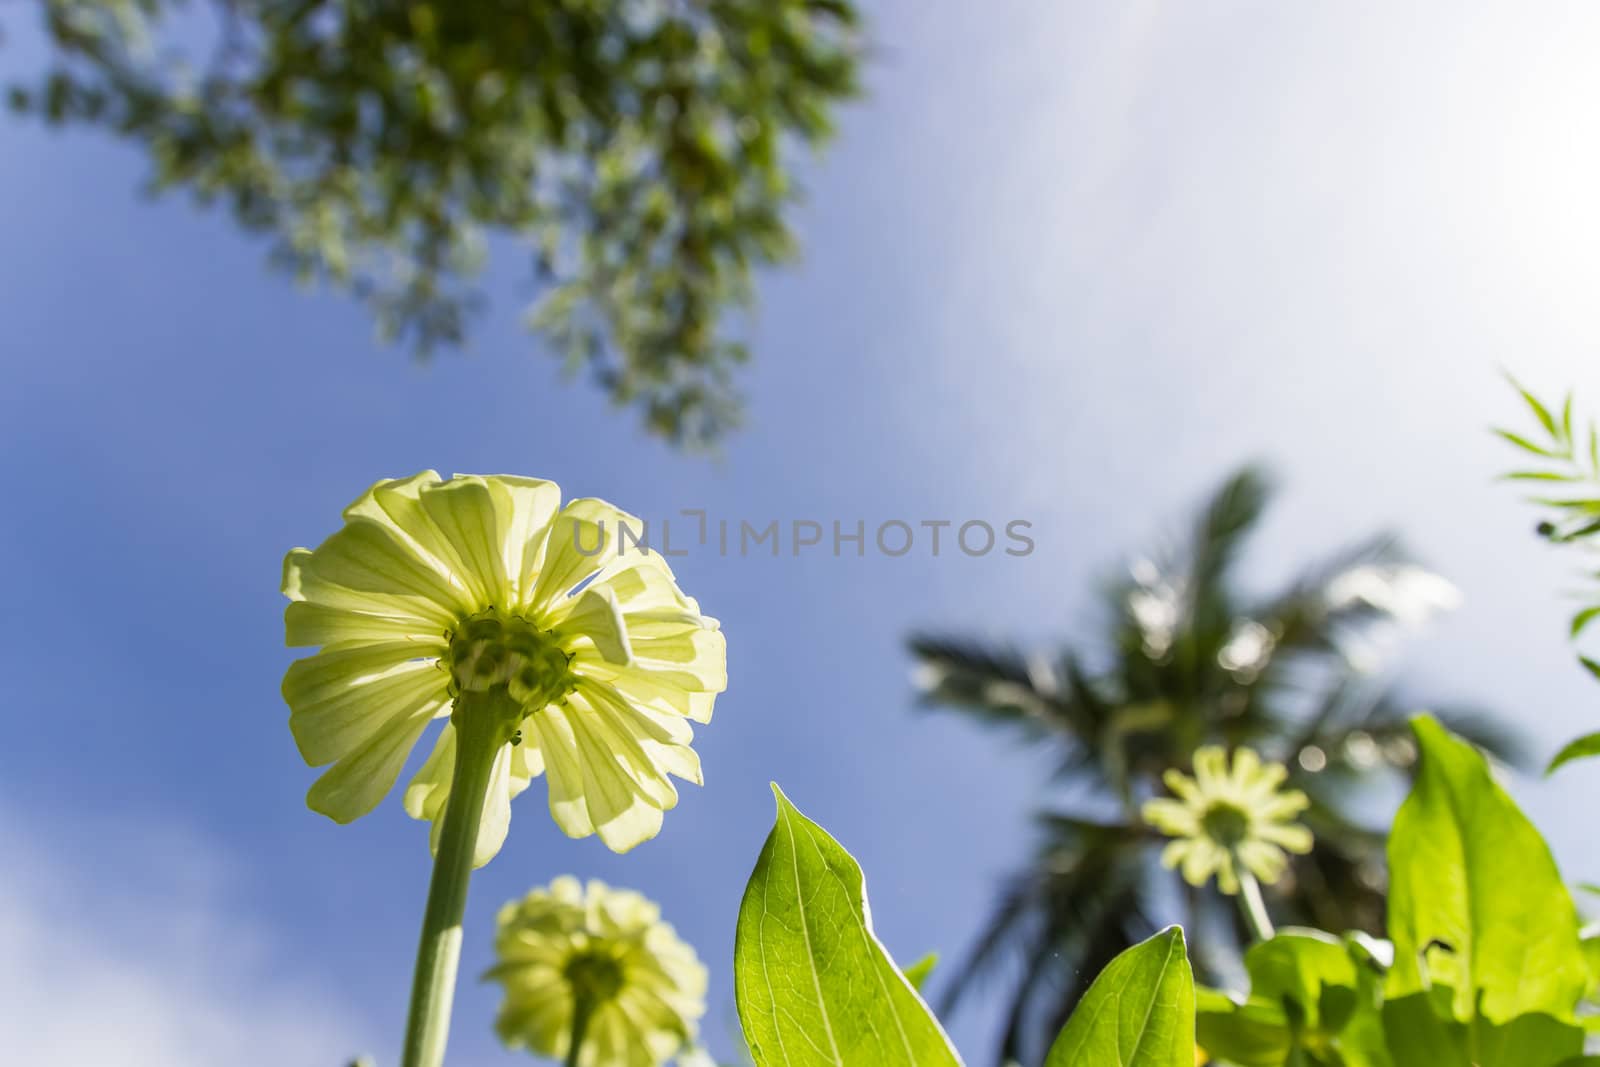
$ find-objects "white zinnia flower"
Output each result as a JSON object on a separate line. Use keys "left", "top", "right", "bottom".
{"left": 281, "top": 472, "right": 726, "bottom": 862}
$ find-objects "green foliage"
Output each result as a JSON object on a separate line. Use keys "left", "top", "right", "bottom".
{"left": 902, "top": 952, "right": 940, "bottom": 992}
{"left": 1547, "top": 729, "right": 1600, "bottom": 774}
{"left": 1380, "top": 992, "right": 1581, "bottom": 1067}
{"left": 1494, "top": 377, "right": 1600, "bottom": 762}
{"left": 1042, "top": 927, "right": 1196, "bottom": 1067}
{"left": 1385, "top": 716, "right": 1586, "bottom": 1020}
{"left": 1198, "top": 716, "right": 1591, "bottom": 1067}
{"left": 10, "top": 0, "right": 861, "bottom": 446}
{"left": 1495, "top": 376, "right": 1600, "bottom": 544}
{"left": 909, "top": 465, "right": 1523, "bottom": 1064}
{"left": 1197, "top": 931, "right": 1388, "bottom": 1067}
{"left": 733, "top": 785, "right": 962, "bottom": 1067}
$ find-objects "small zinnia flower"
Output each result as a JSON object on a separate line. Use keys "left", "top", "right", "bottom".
{"left": 1142, "top": 746, "right": 1312, "bottom": 895}
{"left": 487, "top": 877, "right": 707, "bottom": 1067}
{"left": 281, "top": 472, "right": 726, "bottom": 861}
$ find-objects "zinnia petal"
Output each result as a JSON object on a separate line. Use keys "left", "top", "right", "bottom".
{"left": 570, "top": 720, "right": 666, "bottom": 853}
{"left": 296, "top": 513, "right": 472, "bottom": 618}
{"left": 285, "top": 644, "right": 448, "bottom": 765}
{"left": 497, "top": 476, "right": 563, "bottom": 608}
{"left": 551, "top": 585, "right": 635, "bottom": 665}
{"left": 306, "top": 689, "right": 445, "bottom": 822}
{"left": 1257, "top": 821, "right": 1314, "bottom": 854}
{"left": 530, "top": 706, "right": 597, "bottom": 838}
{"left": 530, "top": 498, "right": 643, "bottom": 614}
{"left": 405, "top": 725, "right": 534, "bottom": 868}
{"left": 416, "top": 475, "right": 516, "bottom": 608}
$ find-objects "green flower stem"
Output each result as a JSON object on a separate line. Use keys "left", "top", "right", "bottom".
{"left": 564, "top": 996, "right": 595, "bottom": 1067}
{"left": 401, "top": 692, "right": 516, "bottom": 1067}
{"left": 1237, "top": 869, "right": 1276, "bottom": 943}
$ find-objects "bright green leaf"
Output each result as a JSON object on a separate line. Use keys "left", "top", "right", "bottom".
{"left": 1244, "top": 929, "right": 1360, "bottom": 1034}
{"left": 1195, "top": 989, "right": 1291, "bottom": 1067}
{"left": 1570, "top": 606, "right": 1600, "bottom": 638}
{"left": 1198, "top": 932, "right": 1390, "bottom": 1067}
{"left": 1580, "top": 930, "right": 1600, "bottom": 999}
{"left": 902, "top": 953, "right": 939, "bottom": 992}
{"left": 1043, "top": 926, "right": 1195, "bottom": 1067}
{"left": 1495, "top": 428, "right": 1562, "bottom": 457}
{"left": 1505, "top": 373, "right": 1561, "bottom": 439}
{"left": 1383, "top": 992, "right": 1581, "bottom": 1067}
{"left": 1502, "top": 471, "right": 1578, "bottom": 482}
{"left": 1386, "top": 716, "right": 1586, "bottom": 1023}
{"left": 1528, "top": 497, "right": 1600, "bottom": 512}
{"left": 1547, "top": 731, "right": 1600, "bottom": 775}
{"left": 734, "top": 785, "right": 962, "bottom": 1067}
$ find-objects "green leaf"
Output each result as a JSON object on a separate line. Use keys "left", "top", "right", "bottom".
{"left": 1043, "top": 927, "right": 1195, "bottom": 1067}
{"left": 1506, "top": 374, "right": 1561, "bottom": 438}
{"left": 1197, "top": 932, "right": 1390, "bottom": 1067}
{"left": 1502, "top": 470, "right": 1579, "bottom": 482}
{"left": 1547, "top": 730, "right": 1600, "bottom": 774}
{"left": 1528, "top": 497, "right": 1600, "bottom": 512}
{"left": 1244, "top": 929, "right": 1360, "bottom": 1034}
{"left": 1386, "top": 716, "right": 1586, "bottom": 1022}
{"left": 734, "top": 785, "right": 963, "bottom": 1067}
{"left": 1195, "top": 989, "right": 1290, "bottom": 1067}
{"left": 1382, "top": 992, "right": 1582, "bottom": 1067}
{"left": 902, "top": 953, "right": 939, "bottom": 992}
{"left": 1580, "top": 929, "right": 1600, "bottom": 999}
{"left": 1495, "top": 428, "right": 1561, "bottom": 457}
{"left": 1581, "top": 656, "right": 1600, "bottom": 681}
{"left": 1570, "top": 606, "right": 1600, "bottom": 638}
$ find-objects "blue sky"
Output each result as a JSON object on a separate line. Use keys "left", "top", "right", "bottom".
{"left": 6, "top": 4, "right": 1600, "bottom": 1065}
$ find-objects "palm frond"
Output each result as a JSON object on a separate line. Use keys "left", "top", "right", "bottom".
{"left": 937, "top": 816, "right": 1151, "bottom": 1066}
{"left": 1188, "top": 465, "right": 1273, "bottom": 600}
{"left": 908, "top": 633, "right": 1098, "bottom": 746}
{"left": 1256, "top": 533, "right": 1408, "bottom": 658}
{"left": 1017, "top": 883, "right": 1145, "bottom": 1067}
{"left": 1273, "top": 790, "right": 1388, "bottom": 935}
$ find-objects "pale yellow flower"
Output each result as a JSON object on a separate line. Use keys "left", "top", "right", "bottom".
{"left": 1142, "top": 746, "right": 1312, "bottom": 895}
{"left": 281, "top": 472, "right": 726, "bottom": 862}
{"left": 487, "top": 877, "right": 707, "bottom": 1067}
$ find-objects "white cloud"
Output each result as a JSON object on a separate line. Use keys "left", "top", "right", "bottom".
{"left": 0, "top": 808, "right": 373, "bottom": 1067}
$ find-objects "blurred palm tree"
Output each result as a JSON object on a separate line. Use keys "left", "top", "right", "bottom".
{"left": 910, "top": 465, "right": 1523, "bottom": 1067}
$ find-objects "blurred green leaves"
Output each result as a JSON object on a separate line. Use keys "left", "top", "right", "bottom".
{"left": 10, "top": 0, "right": 861, "bottom": 446}
{"left": 733, "top": 785, "right": 962, "bottom": 1067}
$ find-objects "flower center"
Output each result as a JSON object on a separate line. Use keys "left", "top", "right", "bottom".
{"left": 1201, "top": 800, "right": 1252, "bottom": 849}
{"left": 563, "top": 951, "right": 625, "bottom": 1005}
{"left": 445, "top": 610, "right": 576, "bottom": 714}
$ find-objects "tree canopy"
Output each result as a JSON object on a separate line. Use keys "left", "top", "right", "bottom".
{"left": 9, "top": 0, "right": 861, "bottom": 446}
